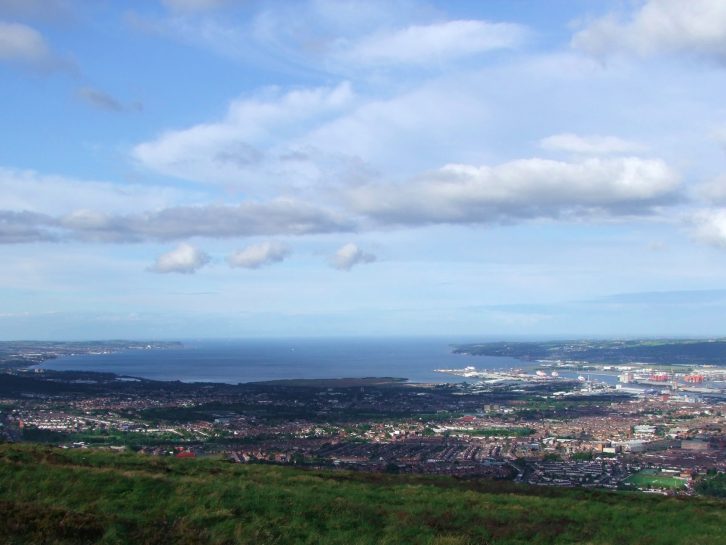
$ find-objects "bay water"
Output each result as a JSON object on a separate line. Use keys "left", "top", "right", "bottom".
{"left": 38, "top": 337, "right": 529, "bottom": 384}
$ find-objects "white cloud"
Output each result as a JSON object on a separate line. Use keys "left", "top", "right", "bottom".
{"left": 0, "top": 21, "right": 51, "bottom": 63}
{"left": 129, "top": 45, "right": 715, "bottom": 200}
{"left": 227, "top": 241, "right": 291, "bottom": 269}
{"left": 347, "top": 157, "right": 680, "bottom": 225}
{"left": 128, "top": 3, "right": 527, "bottom": 82}
{"left": 301, "top": 76, "right": 492, "bottom": 177}
{"left": 690, "top": 208, "right": 726, "bottom": 247}
{"left": 0, "top": 166, "right": 203, "bottom": 216}
{"left": 540, "top": 133, "right": 646, "bottom": 155}
{"left": 339, "top": 19, "right": 526, "bottom": 66}
{"left": 330, "top": 242, "right": 375, "bottom": 271}
{"left": 141, "top": 2, "right": 483, "bottom": 63}
{"left": 149, "top": 243, "right": 210, "bottom": 274}
{"left": 695, "top": 174, "right": 726, "bottom": 204}
{"left": 132, "top": 76, "right": 500, "bottom": 192}
{"left": 132, "top": 82, "right": 354, "bottom": 188}
{"left": 572, "top": 0, "right": 726, "bottom": 61}
{"left": 0, "top": 21, "right": 72, "bottom": 72}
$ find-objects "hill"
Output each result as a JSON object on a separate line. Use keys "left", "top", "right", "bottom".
{"left": 1, "top": 444, "right": 725, "bottom": 544}
{"left": 453, "top": 339, "right": 726, "bottom": 365}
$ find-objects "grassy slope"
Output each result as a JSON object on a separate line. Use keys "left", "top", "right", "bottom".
{"left": 0, "top": 444, "right": 724, "bottom": 545}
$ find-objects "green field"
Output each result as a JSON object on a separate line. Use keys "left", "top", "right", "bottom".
{"left": 624, "top": 469, "right": 687, "bottom": 490}
{"left": 1, "top": 444, "right": 724, "bottom": 545}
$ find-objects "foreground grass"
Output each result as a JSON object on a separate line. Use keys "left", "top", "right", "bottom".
{"left": 0, "top": 444, "right": 724, "bottom": 545}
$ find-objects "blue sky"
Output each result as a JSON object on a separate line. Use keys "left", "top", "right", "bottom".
{"left": 2, "top": 0, "right": 726, "bottom": 339}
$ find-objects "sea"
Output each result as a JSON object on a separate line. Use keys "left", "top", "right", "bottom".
{"left": 37, "top": 337, "right": 531, "bottom": 384}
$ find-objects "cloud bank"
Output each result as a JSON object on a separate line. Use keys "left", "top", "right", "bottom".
{"left": 0, "top": 210, "right": 57, "bottom": 244}
{"left": 347, "top": 157, "right": 680, "bottom": 225}
{"left": 0, "top": 152, "right": 685, "bottom": 246}
{"left": 0, "top": 197, "right": 353, "bottom": 244}
{"left": 60, "top": 199, "right": 354, "bottom": 242}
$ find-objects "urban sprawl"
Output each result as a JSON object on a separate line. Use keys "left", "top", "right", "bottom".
{"left": 1, "top": 341, "right": 725, "bottom": 497}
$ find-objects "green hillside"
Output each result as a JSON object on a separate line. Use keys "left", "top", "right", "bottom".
{"left": 0, "top": 444, "right": 724, "bottom": 545}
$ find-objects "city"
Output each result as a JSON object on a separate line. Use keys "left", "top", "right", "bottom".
{"left": 2, "top": 341, "right": 725, "bottom": 498}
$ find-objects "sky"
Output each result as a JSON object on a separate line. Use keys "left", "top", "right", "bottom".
{"left": 2, "top": 0, "right": 726, "bottom": 340}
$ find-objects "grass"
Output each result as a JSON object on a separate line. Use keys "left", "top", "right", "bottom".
{"left": 624, "top": 469, "right": 687, "bottom": 490}
{"left": 0, "top": 443, "right": 724, "bottom": 544}
{"left": 697, "top": 472, "right": 726, "bottom": 498}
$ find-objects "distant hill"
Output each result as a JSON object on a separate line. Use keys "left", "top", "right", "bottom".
{"left": 0, "top": 444, "right": 724, "bottom": 544}
{"left": 454, "top": 339, "right": 726, "bottom": 365}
